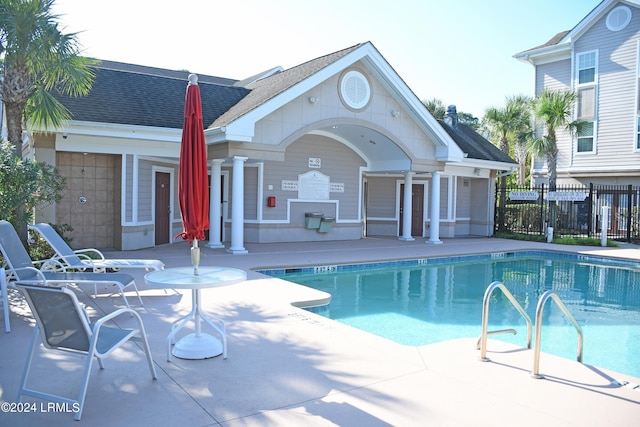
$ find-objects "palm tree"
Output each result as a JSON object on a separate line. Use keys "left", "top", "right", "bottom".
{"left": 506, "top": 95, "right": 533, "bottom": 186}
{"left": 0, "top": 0, "right": 95, "bottom": 244}
{"left": 0, "top": 0, "right": 95, "bottom": 159}
{"left": 483, "top": 104, "right": 513, "bottom": 231}
{"left": 482, "top": 95, "right": 533, "bottom": 230}
{"left": 529, "top": 88, "right": 584, "bottom": 231}
{"left": 423, "top": 97, "right": 446, "bottom": 119}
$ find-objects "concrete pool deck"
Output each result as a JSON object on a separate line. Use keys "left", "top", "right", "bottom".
{"left": 1, "top": 236, "right": 639, "bottom": 426}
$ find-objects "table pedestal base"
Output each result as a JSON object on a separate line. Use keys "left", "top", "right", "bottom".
{"left": 172, "top": 333, "right": 223, "bottom": 359}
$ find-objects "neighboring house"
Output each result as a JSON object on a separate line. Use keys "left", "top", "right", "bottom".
{"left": 30, "top": 42, "right": 515, "bottom": 251}
{"left": 514, "top": 0, "right": 640, "bottom": 188}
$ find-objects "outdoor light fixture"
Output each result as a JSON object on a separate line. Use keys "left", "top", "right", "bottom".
{"left": 391, "top": 110, "right": 400, "bottom": 117}
{"left": 309, "top": 96, "right": 319, "bottom": 104}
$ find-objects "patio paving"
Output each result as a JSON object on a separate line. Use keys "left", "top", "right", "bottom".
{"left": 1, "top": 236, "right": 639, "bottom": 426}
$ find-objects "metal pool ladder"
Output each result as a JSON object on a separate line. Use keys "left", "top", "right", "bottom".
{"left": 531, "top": 290, "right": 583, "bottom": 379}
{"left": 478, "top": 282, "right": 584, "bottom": 380}
{"left": 478, "top": 281, "right": 532, "bottom": 362}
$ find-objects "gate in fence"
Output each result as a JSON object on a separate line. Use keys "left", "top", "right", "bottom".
{"left": 494, "top": 183, "right": 640, "bottom": 243}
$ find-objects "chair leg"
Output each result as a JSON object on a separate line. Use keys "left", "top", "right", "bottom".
{"left": 117, "top": 286, "right": 133, "bottom": 310}
{"left": 131, "top": 312, "right": 157, "bottom": 378}
{"left": 132, "top": 283, "right": 144, "bottom": 307}
{"left": 1, "top": 271, "right": 9, "bottom": 333}
{"left": 75, "top": 345, "right": 98, "bottom": 420}
{"left": 18, "top": 327, "right": 40, "bottom": 402}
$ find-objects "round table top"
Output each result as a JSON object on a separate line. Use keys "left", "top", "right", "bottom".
{"left": 145, "top": 266, "right": 246, "bottom": 290}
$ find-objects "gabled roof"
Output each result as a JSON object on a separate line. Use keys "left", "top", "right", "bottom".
{"left": 210, "top": 41, "right": 466, "bottom": 163}
{"left": 438, "top": 121, "right": 517, "bottom": 164}
{"left": 51, "top": 43, "right": 504, "bottom": 166}
{"left": 53, "top": 61, "right": 250, "bottom": 129}
{"left": 211, "top": 44, "right": 364, "bottom": 128}
{"left": 518, "top": 30, "right": 571, "bottom": 54}
{"left": 514, "top": 0, "right": 640, "bottom": 62}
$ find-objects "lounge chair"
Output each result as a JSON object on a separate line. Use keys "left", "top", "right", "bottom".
{"left": 30, "top": 223, "right": 164, "bottom": 273}
{"left": 16, "top": 283, "right": 157, "bottom": 420}
{"left": 0, "top": 221, "right": 142, "bottom": 309}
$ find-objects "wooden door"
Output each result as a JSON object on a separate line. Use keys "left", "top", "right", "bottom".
{"left": 400, "top": 184, "right": 425, "bottom": 237}
{"left": 155, "top": 172, "right": 171, "bottom": 245}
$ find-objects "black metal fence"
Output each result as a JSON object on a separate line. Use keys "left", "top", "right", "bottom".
{"left": 494, "top": 183, "right": 640, "bottom": 243}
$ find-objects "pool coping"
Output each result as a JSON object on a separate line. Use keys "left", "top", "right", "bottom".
{"left": 255, "top": 248, "right": 640, "bottom": 276}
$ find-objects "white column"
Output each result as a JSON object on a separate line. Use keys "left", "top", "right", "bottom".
{"left": 427, "top": 171, "right": 443, "bottom": 244}
{"left": 227, "top": 156, "right": 248, "bottom": 254}
{"left": 399, "top": 171, "right": 415, "bottom": 241}
{"left": 207, "top": 159, "right": 224, "bottom": 248}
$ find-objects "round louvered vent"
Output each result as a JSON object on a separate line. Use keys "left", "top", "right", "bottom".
{"left": 340, "top": 70, "right": 370, "bottom": 110}
{"left": 606, "top": 6, "right": 631, "bottom": 31}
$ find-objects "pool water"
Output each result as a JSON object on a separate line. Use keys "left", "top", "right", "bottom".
{"left": 263, "top": 252, "right": 640, "bottom": 379}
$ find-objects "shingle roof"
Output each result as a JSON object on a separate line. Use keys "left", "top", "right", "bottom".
{"left": 53, "top": 46, "right": 513, "bottom": 167}
{"left": 211, "top": 43, "right": 364, "bottom": 128}
{"left": 519, "top": 30, "right": 571, "bottom": 54}
{"left": 53, "top": 61, "right": 250, "bottom": 129}
{"left": 437, "top": 121, "right": 517, "bottom": 164}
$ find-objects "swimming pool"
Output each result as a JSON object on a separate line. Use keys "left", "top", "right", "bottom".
{"left": 260, "top": 251, "right": 640, "bottom": 379}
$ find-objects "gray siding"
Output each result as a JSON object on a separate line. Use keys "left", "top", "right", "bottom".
{"left": 244, "top": 166, "right": 258, "bottom": 220}
{"left": 456, "top": 177, "right": 471, "bottom": 218}
{"left": 366, "top": 177, "right": 397, "bottom": 218}
{"left": 573, "top": 9, "right": 640, "bottom": 169}
{"left": 224, "top": 166, "right": 258, "bottom": 221}
{"left": 262, "top": 135, "right": 365, "bottom": 221}
{"left": 138, "top": 160, "right": 153, "bottom": 222}
{"left": 535, "top": 59, "right": 571, "bottom": 94}
{"left": 440, "top": 176, "right": 449, "bottom": 219}
{"left": 125, "top": 154, "right": 133, "bottom": 222}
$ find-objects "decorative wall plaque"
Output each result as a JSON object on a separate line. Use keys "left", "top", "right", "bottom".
{"left": 298, "top": 171, "right": 330, "bottom": 200}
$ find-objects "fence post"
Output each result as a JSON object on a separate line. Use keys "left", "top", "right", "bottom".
{"left": 494, "top": 182, "right": 498, "bottom": 235}
{"left": 540, "top": 183, "right": 545, "bottom": 236}
{"left": 627, "top": 185, "right": 633, "bottom": 243}
{"left": 588, "top": 183, "right": 593, "bottom": 238}
{"left": 601, "top": 205, "right": 609, "bottom": 246}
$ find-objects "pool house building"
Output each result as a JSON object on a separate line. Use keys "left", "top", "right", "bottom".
{"left": 27, "top": 42, "right": 516, "bottom": 251}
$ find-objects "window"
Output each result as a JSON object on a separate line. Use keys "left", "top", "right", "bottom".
{"left": 577, "top": 51, "right": 596, "bottom": 84}
{"left": 576, "top": 51, "right": 597, "bottom": 153}
{"left": 577, "top": 122, "right": 594, "bottom": 152}
{"left": 340, "top": 70, "right": 370, "bottom": 110}
{"left": 606, "top": 6, "right": 632, "bottom": 32}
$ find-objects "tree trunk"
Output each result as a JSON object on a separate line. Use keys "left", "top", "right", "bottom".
{"left": 4, "top": 103, "right": 25, "bottom": 159}
{"left": 4, "top": 106, "right": 29, "bottom": 246}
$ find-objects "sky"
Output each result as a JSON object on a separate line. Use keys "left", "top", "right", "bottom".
{"left": 51, "top": 0, "right": 603, "bottom": 118}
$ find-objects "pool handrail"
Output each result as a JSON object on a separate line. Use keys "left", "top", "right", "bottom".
{"left": 479, "top": 281, "right": 533, "bottom": 362}
{"left": 531, "top": 290, "right": 583, "bottom": 379}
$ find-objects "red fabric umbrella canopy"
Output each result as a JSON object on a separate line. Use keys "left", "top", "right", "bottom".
{"left": 177, "top": 74, "right": 209, "bottom": 243}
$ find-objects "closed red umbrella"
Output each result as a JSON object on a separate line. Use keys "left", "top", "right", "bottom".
{"left": 176, "top": 74, "right": 209, "bottom": 275}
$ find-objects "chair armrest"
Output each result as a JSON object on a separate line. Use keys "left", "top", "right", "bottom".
{"left": 12, "top": 267, "right": 48, "bottom": 284}
{"left": 75, "top": 248, "right": 106, "bottom": 261}
{"left": 50, "top": 253, "right": 95, "bottom": 269}
{"left": 92, "top": 308, "right": 145, "bottom": 335}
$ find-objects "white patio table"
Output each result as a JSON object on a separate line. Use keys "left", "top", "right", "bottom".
{"left": 145, "top": 266, "right": 246, "bottom": 361}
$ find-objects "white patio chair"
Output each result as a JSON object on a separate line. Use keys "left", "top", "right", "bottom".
{"left": 16, "top": 283, "right": 157, "bottom": 420}
{"left": 30, "top": 223, "right": 164, "bottom": 273}
{"left": 0, "top": 221, "right": 142, "bottom": 309}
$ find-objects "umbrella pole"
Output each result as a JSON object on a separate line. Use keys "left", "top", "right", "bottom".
{"left": 191, "top": 239, "right": 200, "bottom": 276}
